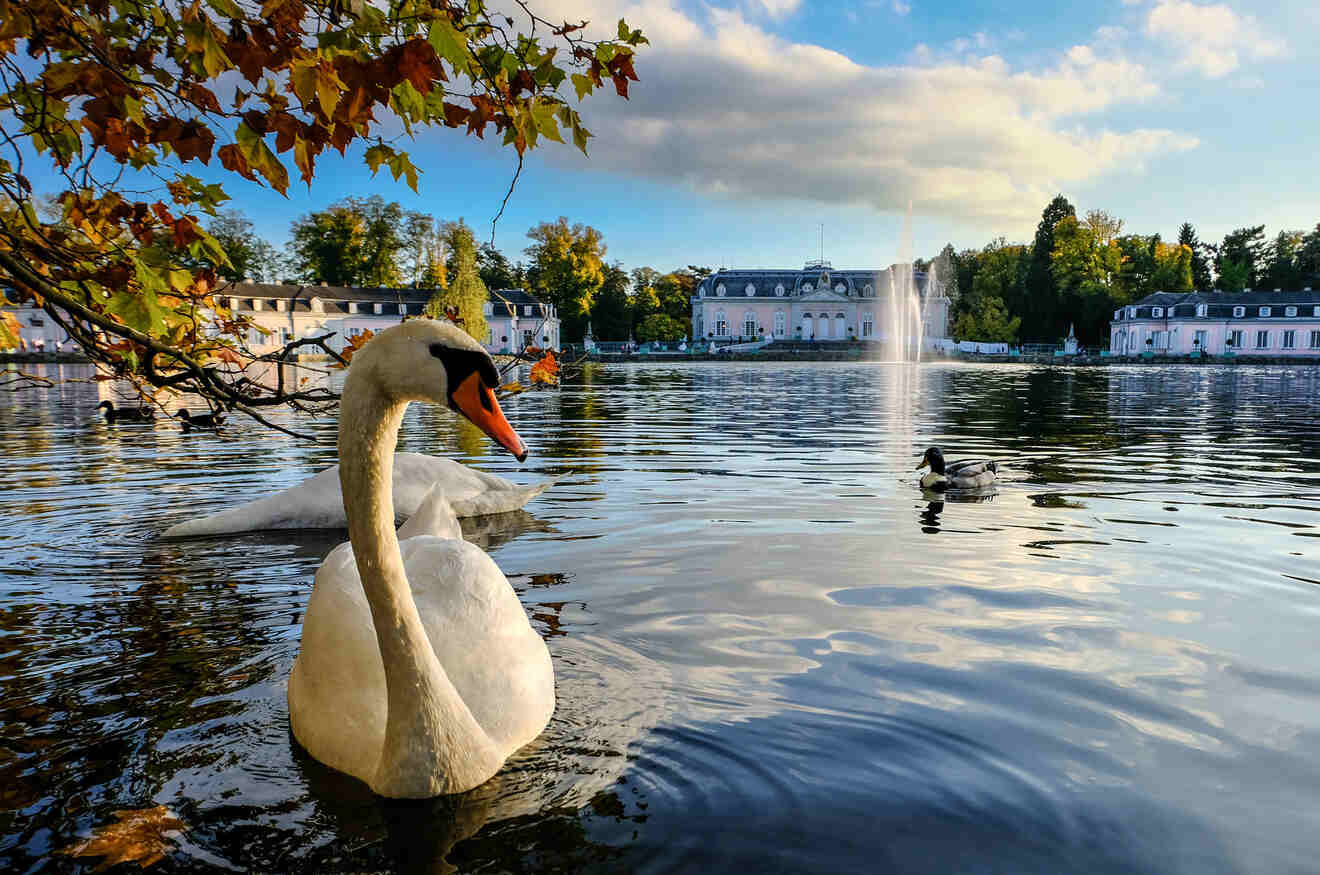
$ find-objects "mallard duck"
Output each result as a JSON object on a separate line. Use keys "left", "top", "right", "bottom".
{"left": 96, "top": 400, "right": 155, "bottom": 423}
{"left": 174, "top": 408, "right": 225, "bottom": 431}
{"left": 916, "top": 447, "right": 999, "bottom": 490}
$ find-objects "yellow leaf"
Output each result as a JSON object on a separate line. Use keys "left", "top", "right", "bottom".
{"left": 0, "top": 310, "right": 21, "bottom": 349}
{"left": 62, "top": 805, "right": 187, "bottom": 871}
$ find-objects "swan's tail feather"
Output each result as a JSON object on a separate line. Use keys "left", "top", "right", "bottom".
{"left": 449, "top": 476, "right": 561, "bottom": 518}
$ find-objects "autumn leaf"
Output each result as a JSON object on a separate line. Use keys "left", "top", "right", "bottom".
{"left": 529, "top": 350, "right": 559, "bottom": 386}
{"left": 0, "top": 310, "right": 20, "bottom": 349}
{"left": 62, "top": 805, "right": 187, "bottom": 871}
{"left": 332, "top": 328, "right": 374, "bottom": 368}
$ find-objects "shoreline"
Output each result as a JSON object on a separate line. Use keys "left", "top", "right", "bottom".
{"left": 585, "top": 350, "right": 1320, "bottom": 366}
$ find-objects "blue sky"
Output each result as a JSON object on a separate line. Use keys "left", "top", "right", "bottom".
{"left": 32, "top": 0, "right": 1319, "bottom": 275}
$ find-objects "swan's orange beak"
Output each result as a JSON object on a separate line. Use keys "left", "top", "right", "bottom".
{"left": 449, "top": 371, "right": 528, "bottom": 462}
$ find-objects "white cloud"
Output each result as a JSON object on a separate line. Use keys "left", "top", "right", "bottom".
{"left": 892, "top": 0, "right": 912, "bottom": 15}
{"left": 1145, "top": 0, "right": 1285, "bottom": 78}
{"left": 752, "top": 0, "right": 802, "bottom": 18}
{"left": 523, "top": 1, "right": 1198, "bottom": 225}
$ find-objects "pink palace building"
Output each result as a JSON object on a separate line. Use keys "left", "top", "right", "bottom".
{"left": 1110, "top": 290, "right": 1320, "bottom": 357}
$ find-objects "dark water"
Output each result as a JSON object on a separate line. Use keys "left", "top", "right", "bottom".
{"left": 3, "top": 361, "right": 1320, "bottom": 873}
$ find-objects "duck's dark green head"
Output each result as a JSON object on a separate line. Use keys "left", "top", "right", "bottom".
{"left": 174, "top": 409, "right": 191, "bottom": 420}
{"left": 96, "top": 400, "right": 112, "bottom": 411}
{"left": 917, "top": 446, "right": 946, "bottom": 474}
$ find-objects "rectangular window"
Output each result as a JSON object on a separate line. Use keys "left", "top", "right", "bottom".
{"left": 862, "top": 318, "right": 874, "bottom": 338}
{"left": 1233, "top": 306, "right": 1245, "bottom": 317}
{"left": 1256, "top": 330, "right": 1269, "bottom": 349}
{"left": 1194, "top": 330, "right": 1207, "bottom": 350}
{"left": 1153, "top": 330, "right": 1169, "bottom": 350}
{"left": 1152, "top": 307, "right": 1163, "bottom": 317}
{"left": 1311, "top": 330, "right": 1320, "bottom": 349}
{"left": 715, "top": 318, "right": 728, "bottom": 336}
{"left": 1285, "top": 306, "right": 1297, "bottom": 317}
{"left": 399, "top": 304, "right": 407, "bottom": 315}
{"left": 522, "top": 329, "right": 534, "bottom": 349}
{"left": 744, "top": 318, "right": 756, "bottom": 337}
{"left": 1282, "top": 330, "right": 1296, "bottom": 349}
{"left": 1260, "top": 307, "right": 1271, "bottom": 317}
{"left": 1196, "top": 304, "right": 1207, "bottom": 317}
{"left": 1229, "top": 329, "right": 1243, "bottom": 349}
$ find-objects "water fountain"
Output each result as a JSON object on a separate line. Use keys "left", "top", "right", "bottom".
{"left": 883, "top": 202, "right": 930, "bottom": 363}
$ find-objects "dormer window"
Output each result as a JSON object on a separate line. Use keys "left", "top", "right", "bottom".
{"left": 1260, "top": 306, "right": 1271, "bottom": 317}
{"left": 524, "top": 305, "right": 533, "bottom": 315}
{"left": 745, "top": 283, "right": 756, "bottom": 296}
{"left": 716, "top": 284, "right": 726, "bottom": 297}
{"left": 1127, "top": 307, "right": 1136, "bottom": 318}
{"left": 1152, "top": 307, "right": 1163, "bottom": 317}
{"left": 1314, "top": 306, "right": 1320, "bottom": 317}
{"left": 1196, "top": 304, "right": 1207, "bottom": 317}
{"left": 483, "top": 302, "right": 492, "bottom": 316}
{"left": 348, "top": 302, "right": 358, "bottom": 314}
{"left": 802, "top": 283, "right": 813, "bottom": 293}
{"left": 228, "top": 297, "right": 239, "bottom": 310}
{"left": 775, "top": 284, "right": 785, "bottom": 297}
{"left": 276, "top": 299, "right": 286, "bottom": 312}
{"left": 252, "top": 298, "right": 264, "bottom": 311}
{"left": 699, "top": 285, "right": 706, "bottom": 298}
{"left": 310, "top": 297, "right": 323, "bottom": 313}
{"left": 1233, "top": 306, "right": 1245, "bottom": 317}
{"left": 398, "top": 303, "right": 407, "bottom": 315}
{"left": 835, "top": 282, "right": 846, "bottom": 295}
{"left": 1285, "top": 306, "right": 1297, "bottom": 317}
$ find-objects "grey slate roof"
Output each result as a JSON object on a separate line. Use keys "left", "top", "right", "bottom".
{"left": 215, "top": 281, "right": 547, "bottom": 315}
{"left": 1115, "top": 289, "right": 1320, "bottom": 322}
{"left": 695, "top": 267, "right": 931, "bottom": 300}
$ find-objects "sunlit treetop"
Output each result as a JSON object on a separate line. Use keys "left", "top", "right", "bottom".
{"left": 0, "top": 0, "right": 644, "bottom": 433}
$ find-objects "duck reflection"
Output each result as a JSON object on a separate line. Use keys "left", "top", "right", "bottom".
{"left": 918, "top": 489, "right": 999, "bottom": 533}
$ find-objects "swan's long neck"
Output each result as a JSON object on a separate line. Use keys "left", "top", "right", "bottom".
{"left": 338, "top": 368, "right": 499, "bottom": 796}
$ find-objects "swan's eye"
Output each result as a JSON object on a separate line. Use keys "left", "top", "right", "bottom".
{"left": 430, "top": 344, "right": 500, "bottom": 390}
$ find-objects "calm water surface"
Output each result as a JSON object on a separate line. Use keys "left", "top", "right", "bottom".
{"left": 2, "top": 362, "right": 1320, "bottom": 873}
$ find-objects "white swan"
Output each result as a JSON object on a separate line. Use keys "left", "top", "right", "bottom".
{"left": 288, "top": 320, "right": 555, "bottom": 798}
{"left": 162, "top": 453, "right": 555, "bottom": 538}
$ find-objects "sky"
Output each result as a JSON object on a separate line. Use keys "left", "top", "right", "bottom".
{"left": 35, "top": 0, "right": 1320, "bottom": 274}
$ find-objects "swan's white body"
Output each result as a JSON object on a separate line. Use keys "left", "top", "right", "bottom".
{"left": 287, "top": 321, "right": 555, "bottom": 797}
{"left": 163, "top": 453, "right": 554, "bottom": 537}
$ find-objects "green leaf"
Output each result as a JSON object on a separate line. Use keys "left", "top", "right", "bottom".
{"left": 570, "top": 73, "right": 593, "bottom": 101}
{"left": 531, "top": 101, "right": 564, "bottom": 143}
{"left": 390, "top": 81, "right": 425, "bottom": 124}
{"left": 364, "top": 144, "right": 394, "bottom": 175}
{"left": 617, "top": 18, "right": 630, "bottom": 40}
{"left": 427, "top": 18, "right": 469, "bottom": 69}
{"left": 112, "top": 260, "right": 168, "bottom": 336}
{"left": 387, "top": 151, "right": 420, "bottom": 192}
{"left": 201, "top": 28, "right": 232, "bottom": 78}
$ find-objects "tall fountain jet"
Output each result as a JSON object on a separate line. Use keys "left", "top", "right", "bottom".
{"left": 886, "top": 201, "right": 926, "bottom": 362}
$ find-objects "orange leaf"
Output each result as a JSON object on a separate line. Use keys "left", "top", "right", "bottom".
{"left": 62, "top": 805, "right": 187, "bottom": 871}
{"left": 332, "top": 328, "right": 373, "bottom": 368}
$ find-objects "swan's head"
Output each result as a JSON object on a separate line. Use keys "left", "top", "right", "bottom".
{"left": 349, "top": 320, "right": 528, "bottom": 462}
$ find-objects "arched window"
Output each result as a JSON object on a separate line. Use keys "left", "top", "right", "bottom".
{"left": 745, "top": 283, "right": 756, "bottom": 297}
{"left": 835, "top": 282, "right": 847, "bottom": 295}
{"left": 835, "top": 312, "right": 847, "bottom": 338}
{"left": 773, "top": 309, "right": 786, "bottom": 336}
{"left": 716, "top": 284, "right": 726, "bottom": 297}
{"left": 861, "top": 312, "right": 874, "bottom": 338}
{"left": 863, "top": 284, "right": 873, "bottom": 297}
{"left": 743, "top": 310, "right": 756, "bottom": 337}
{"left": 801, "top": 282, "right": 813, "bottom": 293}
{"left": 775, "top": 284, "right": 785, "bottom": 296}
{"left": 715, "top": 309, "right": 728, "bottom": 336}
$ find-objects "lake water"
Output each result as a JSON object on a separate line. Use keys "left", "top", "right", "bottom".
{"left": 2, "top": 361, "right": 1320, "bottom": 873}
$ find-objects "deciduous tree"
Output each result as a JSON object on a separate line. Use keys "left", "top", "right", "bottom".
{"left": 524, "top": 217, "right": 606, "bottom": 342}
{"left": 0, "top": 0, "right": 645, "bottom": 427}
{"left": 427, "top": 220, "right": 487, "bottom": 341}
